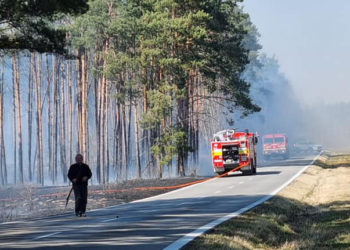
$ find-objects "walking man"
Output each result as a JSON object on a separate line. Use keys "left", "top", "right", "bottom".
{"left": 68, "top": 154, "right": 92, "bottom": 217}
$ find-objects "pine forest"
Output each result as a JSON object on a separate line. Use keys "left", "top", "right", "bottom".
{"left": 0, "top": 0, "right": 261, "bottom": 185}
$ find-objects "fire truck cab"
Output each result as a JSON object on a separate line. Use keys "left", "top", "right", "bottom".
{"left": 211, "top": 129, "right": 258, "bottom": 175}
{"left": 262, "top": 134, "right": 289, "bottom": 160}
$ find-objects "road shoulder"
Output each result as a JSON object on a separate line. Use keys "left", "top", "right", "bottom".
{"left": 184, "top": 152, "right": 350, "bottom": 249}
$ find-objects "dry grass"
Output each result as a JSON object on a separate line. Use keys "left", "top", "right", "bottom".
{"left": 185, "top": 152, "right": 350, "bottom": 249}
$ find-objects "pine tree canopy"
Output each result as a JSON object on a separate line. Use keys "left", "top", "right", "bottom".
{"left": 0, "top": 0, "right": 89, "bottom": 53}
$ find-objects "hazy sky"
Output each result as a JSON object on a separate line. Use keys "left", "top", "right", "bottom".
{"left": 242, "top": 0, "right": 350, "bottom": 105}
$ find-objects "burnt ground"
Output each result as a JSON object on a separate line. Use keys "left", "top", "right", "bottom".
{"left": 0, "top": 177, "right": 206, "bottom": 222}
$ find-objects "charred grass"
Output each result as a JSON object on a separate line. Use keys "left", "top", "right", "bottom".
{"left": 0, "top": 177, "right": 205, "bottom": 222}
{"left": 184, "top": 153, "right": 350, "bottom": 249}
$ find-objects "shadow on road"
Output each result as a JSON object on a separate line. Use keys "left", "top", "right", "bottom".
{"left": 224, "top": 170, "right": 281, "bottom": 178}
{"left": 256, "top": 171, "right": 281, "bottom": 176}
{"left": 258, "top": 155, "right": 317, "bottom": 168}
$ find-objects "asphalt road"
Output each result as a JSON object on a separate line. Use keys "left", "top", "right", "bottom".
{"left": 0, "top": 154, "right": 318, "bottom": 250}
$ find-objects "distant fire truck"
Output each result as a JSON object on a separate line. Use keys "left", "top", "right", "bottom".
{"left": 211, "top": 129, "right": 258, "bottom": 175}
{"left": 262, "top": 134, "right": 289, "bottom": 160}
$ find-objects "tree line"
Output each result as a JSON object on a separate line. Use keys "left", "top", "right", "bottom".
{"left": 0, "top": 0, "right": 260, "bottom": 185}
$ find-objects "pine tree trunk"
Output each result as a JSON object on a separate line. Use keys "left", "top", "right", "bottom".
{"left": 104, "top": 83, "right": 109, "bottom": 183}
{"left": 134, "top": 103, "right": 141, "bottom": 178}
{"left": 189, "top": 70, "right": 195, "bottom": 168}
{"left": 121, "top": 103, "right": 128, "bottom": 180}
{"left": 151, "top": 129, "right": 157, "bottom": 178}
{"left": 67, "top": 60, "right": 73, "bottom": 165}
{"left": 34, "top": 54, "right": 44, "bottom": 185}
{"left": 14, "top": 55, "right": 23, "bottom": 183}
{"left": 50, "top": 55, "right": 55, "bottom": 182}
{"left": 85, "top": 53, "right": 90, "bottom": 165}
{"left": 51, "top": 55, "right": 58, "bottom": 183}
{"left": 0, "top": 57, "right": 2, "bottom": 185}
{"left": 0, "top": 56, "right": 6, "bottom": 185}
{"left": 146, "top": 130, "right": 151, "bottom": 178}
{"left": 94, "top": 70, "right": 101, "bottom": 182}
{"left": 99, "top": 73, "right": 105, "bottom": 184}
{"left": 112, "top": 96, "right": 117, "bottom": 177}
{"left": 38, "top": 54, "right": 44, "bottom": 185}
{"left": 0, "top": 57, "right": 3, "bottom": 185}
{"left": 27, "top": 55, "right": 33, "bottom": 182}
{"left": 81, "top": 49, "right": 87, "bottom": 160}
{"left": 140, "top": 38, "right": 149, "bottom": 178}
{"left": 45, "top": 54, "right": 51, "bottom": 183}
{"left": 54, "top": 64, "right": 58, "bottom": 184}
{"left": 195, "top": 72, "right": 200, "bottom": 165}
{"left": 116, "top": 102, "right": 122, "bottom": 179}
{"left": 114, "top": 79, "right": 122, "bottom": 180}
{"left": 142, "top": 85, "right": 151, "bottom": 178}
{"left": 59, "top": 61, "right": 67, "bottom": 182}
{"left": 76, "top": 50, "right": 82, "bottom": 154}
{"left": 11, "top": 55, "right": 17, "bottom": 184}
{"left": 177, "top": 98, "right": 186, "bottom": 177}
{"left": 157, "top": 155, "right": 162, "bottom": 179}
{"left": 127, "top": 88, "right": 132, "bottom": 168}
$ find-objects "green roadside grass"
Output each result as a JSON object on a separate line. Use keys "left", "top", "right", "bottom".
{"left": 184, "top": 153, "right": 350, "bottom": 249}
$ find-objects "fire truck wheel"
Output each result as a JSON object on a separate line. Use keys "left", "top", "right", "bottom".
{"left": 253, "top": 157, "right": 257, "bottom": 174}
{"left": 242, "top": 160, "right": 254, "bottom": 175}
{"left": 215, "top": 171, "right": 224, "bottom": 176}
{"left": 252, "top": 162, "right": 257, "bottom": 174}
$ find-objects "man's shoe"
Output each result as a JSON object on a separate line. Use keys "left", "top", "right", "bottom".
{"left": 81, "top": 213, "right": 86, "bottom": 217}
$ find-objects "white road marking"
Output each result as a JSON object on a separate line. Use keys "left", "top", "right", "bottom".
{"left": 215, "top": 191, "right": 221, "bottom": 194}
{"left": 102, "top": 217, "right": 119, "bottom": 223}
{"left": 229, "top": 186, "right": 234, "bottom": 189}
{"left": 239, "top": 181, "right": 244, "bottom": 184}
{"left": 2, "top": 220, "right": 25, "bottom": 225}
{"left": 33, "top": 232, "right": 61, "bottom": 240}
{"left": 179, "top": 202, "right": 198, "bottom": 205}
{"left": 164, "top": 152, "right": 322, "bottom": 250}
{"left": 180, "top": 202, "right": 196, "bottom": 205}
{"left": 139, "top": 209, "right": 158, "bottom": 213}
{"left": 199, "top": 196, "right": 209, "bottom": 199}
{"left": 179, "top": 201, "right": 207, "bottom": 206}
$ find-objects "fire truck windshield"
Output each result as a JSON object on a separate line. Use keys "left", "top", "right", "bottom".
{"left": 275, "top": 137, "right": 285, "bottom": 143}
{"left": 263, "top": 138, "right": 273, "bottom": 144}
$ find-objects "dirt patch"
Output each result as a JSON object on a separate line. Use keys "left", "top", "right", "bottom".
{"left": 185, "top": 152, "right": 350, "bottom": 249}
{"left": 0, "top": 177, "right": 205, "bottom": 223}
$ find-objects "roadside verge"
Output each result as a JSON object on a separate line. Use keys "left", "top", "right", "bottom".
{"left": 183, "top": 151, "right": 350, "bottom": 249}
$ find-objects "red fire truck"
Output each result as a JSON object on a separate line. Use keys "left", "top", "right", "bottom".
{"left": 262, "top": 134, "right": 289, "bottom": 160}
{"left": 211, "top": 129, "right": 258, "bottom": 175}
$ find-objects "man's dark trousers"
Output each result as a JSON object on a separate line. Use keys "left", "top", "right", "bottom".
{"left": 73, "top": 185, "right": 88, "bottom": 214}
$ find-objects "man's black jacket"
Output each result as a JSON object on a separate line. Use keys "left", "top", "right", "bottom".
{"left": 67, "top": 163, "right": 92, "bottom": 186}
